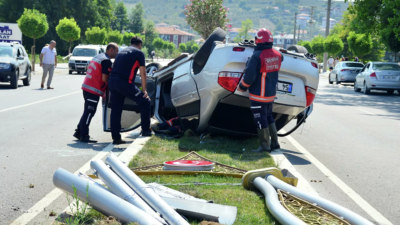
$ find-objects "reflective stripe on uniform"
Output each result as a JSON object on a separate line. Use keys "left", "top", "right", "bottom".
{"left": 249, "top": 93, "right": 275, "bottom": 102}
{"left": 261, "top": 72, "right": 266, "bottom": 97}
{"left": 241, "top": 80, "right": 251, "bottom": 87}
{"left": 82, "top": 83, "right": 104, "bottom": 96}
{"left": 129, "top": 61, "right": 140, "bottom": 84}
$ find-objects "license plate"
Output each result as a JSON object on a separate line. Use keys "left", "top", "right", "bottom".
{"left": 277, "top": 81, "right": 293, "bottom": 93}
{"left": 77, "top": 66, "right": 86, "bottom": 68}
{"left": 382, "top": 75, "right": 396, "bottom": 80}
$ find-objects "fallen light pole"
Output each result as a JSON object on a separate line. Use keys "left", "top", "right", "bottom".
{"left": 53, "top": 168, "right": 162, "bottom": 225}
{"left": 90, "top": 160, "right": 166, "bottom": 224}
{"left": 106, "top": 153, "right": 190, "bottom": 225}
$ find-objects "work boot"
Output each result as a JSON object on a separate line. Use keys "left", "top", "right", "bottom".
{"left": 113, "top": 139, "right": 126, "bottom": 145}
{"left": 269, "top": 123, "right": 281, "bottom": 150}
{"left": 252, "top": 128, "right": 271, "bottom": 152}
{"left": 141, "top": 129, "right": 154, "bottom": 137}
{"left": 80, "top": 135, "right": 97, "bottom": 143}
{"left": 73, "top": 129, "right": 80, "bottom": 140}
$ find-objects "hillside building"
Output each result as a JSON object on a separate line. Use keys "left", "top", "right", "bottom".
{"left": 321, "top": 17, "right": 337, "bottom": 30}
{"left": 155, "top": 27, "right": 195, "bottom": 48}
{"left": 273, "top": 34, "right": 295, "bottom": 49}
{"left": 155, "top": 23, "right": 169, "bottom": 27}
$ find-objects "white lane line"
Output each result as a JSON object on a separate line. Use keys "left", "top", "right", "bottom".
{"left": 282, "top": 129, "right": 393, "bottom": 225}
{"left": 358, "top": 108, "right": 376, "bottom": 115}
{"left": 10, "top": 143, "right": 114, "bottom": 225}
{"left": 0, "top": 91, "right": 80, "bottom": 113}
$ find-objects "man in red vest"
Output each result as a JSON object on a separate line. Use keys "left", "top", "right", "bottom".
{"left": 237, "top": 29, "right": 284, "bottom": 152}
{"left": 73, "top": 43, "right": 119, "bottom": 143}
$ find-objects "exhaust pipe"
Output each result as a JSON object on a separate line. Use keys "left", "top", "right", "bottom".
{"left": 106, "top": 153, "right": 190, "bottom": 225}
{"left": 53, "top": 168, "right": 162, "bottom": 225}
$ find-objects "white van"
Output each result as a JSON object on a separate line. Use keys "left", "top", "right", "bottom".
{"left": 68, "top": 45, "right": 103, "bottom": 74}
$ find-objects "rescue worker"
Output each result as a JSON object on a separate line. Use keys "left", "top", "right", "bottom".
{"left": 73, "top": 43, "right": 119, "bottom": 142}
{"left": 108, "top": 37, "right": 152, "bottom": 145}
{"left": 237, "top": 28, "right": 284, "bottom": 152}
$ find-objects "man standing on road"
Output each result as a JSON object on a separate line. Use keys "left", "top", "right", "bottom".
{"left": 73, "top": 43, "right": 119, "bottom": 143}
{"left": 109, "top": 37, "right": 152, "bottom": 145}
{"left": 39, "top": 40, "right": 57, "bottom": 89}
{"left": 328, "top": 56, "right": 334, "bottom": 71}
{"left": 237, "top": 28, "right": 283, "bottom": 152}
{"left": 151, "top": 50, "right": 155, "bottom": 62}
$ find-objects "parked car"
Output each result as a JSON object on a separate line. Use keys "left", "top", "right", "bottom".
{"left": 0, "top": 42, "right": 31, "bottom": 89}
{"left": 329, "top": 61, "right": 364, "bottom": 84}
{"left": 102, "top": 29, "right": 319, "bottom": 136}
{"left": 68, "top": 45, "right": 103, "bottom": 74}
{"left": 354, "top": 62, "right": 400, "bottom": 94}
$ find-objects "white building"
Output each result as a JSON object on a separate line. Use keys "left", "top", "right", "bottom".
{"left": 155, "top": 23, "right": 169, "bottom": 27}
{"left": 297, "top": 17, "right": 308, "bottom": 29}
{"left": 273, "top": 34, "right": 295, "bottom": 49}
{"left": 322, "top": 17, "right": 337, "bottom": 29}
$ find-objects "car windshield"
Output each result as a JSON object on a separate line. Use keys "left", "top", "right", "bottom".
{"left": 343, "top": 63, "right": 364, "bottom": 68}
{"left": 0, "top": 46, "right": 14, "bottom": 57}
{"left": 372, "top": 63, "right": 400, "bottom": 71}
{"left": 72, "top": 48, "right": 97, "bottom": 57}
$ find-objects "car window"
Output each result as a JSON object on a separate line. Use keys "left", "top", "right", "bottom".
{"left": 343, "top": 63, "right": 364, "bottom": 68}
{"left": 372, "top": 63, "right": 400, "bottom": 71}
{"left": 361, "top": 65, "right": 367, "bottom": 72}
{"left": 18, "top": 48, "right": 25, "bottom": 57}
{"left": 72, "top": 48, "right": 97, "bottom": 57}
{"left": 335, "top": 63, "right": 341, "bottom": 69}
{"left": 0, "top": 46, "right": 14, "bottom": 57}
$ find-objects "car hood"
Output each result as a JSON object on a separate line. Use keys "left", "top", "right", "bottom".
{"left": 69, "top": 56, "right": 93, "bottom": 61}
{"left": 0, "top": 57, "right": 15, "bottom": 64}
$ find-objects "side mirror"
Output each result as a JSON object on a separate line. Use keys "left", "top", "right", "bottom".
{"left": 17, "top": 56, "right": 24, "bottom": 60}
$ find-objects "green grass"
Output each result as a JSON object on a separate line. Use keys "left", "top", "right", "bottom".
{"left": 128, "top": 132, "right": 278, "bottom": 225}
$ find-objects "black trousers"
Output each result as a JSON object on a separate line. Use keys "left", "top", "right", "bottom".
{"left": 77, "top": 90, "right": 100, "bottom": 137}
{"left": 250, "top": 102, "right": 274, "bottom": 129}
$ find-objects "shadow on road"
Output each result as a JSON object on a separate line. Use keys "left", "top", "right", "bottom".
{"left": 281, "top": 148, "right": 311, "bottom": 165}
{"left": 0, "top": 83, "right": 24, "bottom": 90}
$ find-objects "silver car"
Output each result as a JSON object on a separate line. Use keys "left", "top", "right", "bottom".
{"left": 354, "top": 62, "right": 400, "bottom": 94}
{"left": 102, "top": 29, "right": 319, "bottom": 136}
{"left": 329, "top": 61, "right": 364, "bottom": 84}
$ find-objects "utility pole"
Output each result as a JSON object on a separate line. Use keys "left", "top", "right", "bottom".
{"left": 293, "top": 12, "right": 298, "bottom": 45}
{"left": 298, "top": 25, "right": 301, "bottom": 43}
{"left": 323, "top": 0, "right": 332, "bottom": 73}
{"left": 308, "top": 6, "right": 316, "bottom": 41}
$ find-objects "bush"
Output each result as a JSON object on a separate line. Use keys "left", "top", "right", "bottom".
{"left": 171, "top": 49, "right": 181, "bottom": 58}
{"left": 107, "top": 30, "right": 123, "bottom": 45}
{"left": 141, "top": 46, "right": 148, "bottom": 59}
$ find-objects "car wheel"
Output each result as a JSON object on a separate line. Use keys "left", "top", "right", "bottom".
{"left": 23, "top": 68, "right": 31, "bottom": 86}
{"left": 328, "top": 74, "right": 333, "bottom": 84}
{"left": 335, "top": 76, "right": 341, "bottom": 85}
{"left": 146, "top": 63, "right": 162, "bottom": 76}
{"left": 387, "top": 90, "right": 394, "bottom": 94}
{"left": 10, "top": 70, "right": 18, "bottom": 89}
{"left": 287, "top": 45, "right": 308, "bottom": 53}
{"left": 354, "top": 82, "right": 361, "bottom": 92}
{"left": 363, "top": 82, "right": 370, "bottom": 95}
{"left": 193, "top": 28, "right": 226, "bottom": 74}
{"left": 69, "top": 70, "right": 72, "bottom": 74}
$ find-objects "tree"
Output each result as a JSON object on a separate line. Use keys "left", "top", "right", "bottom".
{"left": 185, "top": 40, "right": 196, "bottom": 54}
{"left": 298, "top": 40, "right": 313, "bottom": 53}
{"left": 111, "top": 2, "right": 129, "bottom": 32}
{"left": 179, "top": 43, "right": 187, "bottom": 52}
{"left": 347, "top": 32, "right": 373, "bottom": 60}
{"left": 275, "top": 21, "right": 284, "bottom": 32}
{"left": 152, "top": 38, "right": 165, "bottom": 51}
{"left": 324, "top": 35, "right": 344, "bottom": 56}
{"left": 17, "top": 8, "right": 48, "bottom": 71}
{"left": 107, "top": 30, "right": 123, "bottom": 45}
{"left": 234, "top": 19, "right": 253, "bottom": 43}
{"left": 310, "top": 35, "right": 325, "bottom": 56}
{"left": 85, "top": 27, "right": 107, "bottom": 44}
{"left": 130, "top": 2, "right": 144, "bottom": 33}
{"left": 184, "top": 0, "right": 230, "bottom": 39}
{"left": 167, "top": 42, "right": 176, "bottom": 52}
{"left": 192, "top": 43, "right": 200, "bottom": 52}
{"left": 95, "top": 0, "right": 113, "bottom": 30}
{"left": 56, "top": 18, "right": 81, "bottom": 54}
{"left": 144, "top": 21, "right": 159, "bottom": 50}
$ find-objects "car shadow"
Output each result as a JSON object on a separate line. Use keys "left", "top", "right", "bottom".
{"left": 67, "top": 142, "right": 111, "bottom": 152}
{"left": 280, "top": 148, "right": 311, "bottom": 166}
{"left": 0, "top": 83, "right": 24, "bottom": 90}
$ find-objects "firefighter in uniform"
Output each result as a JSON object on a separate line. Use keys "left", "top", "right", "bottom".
{"left": 73, "top": 43, "right": 119, "bottom": 143}
{"left": 237, "top": 29, "right": 284, "bottom": 152}
{"left": 108, "top": 37, "right": 152, "bottom": 145}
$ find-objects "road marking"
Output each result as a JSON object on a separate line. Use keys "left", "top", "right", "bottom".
{"left": 10, "top": 143, "right": 114, "bottom": 225}
{"left": 0, "top": 91, "right": 80, "bottom": 113}
{"left": 358, "top": 108, "right": 376, "bottom": 115}
{"left": 282, "top": 129, "right": 393, "bottom": 225}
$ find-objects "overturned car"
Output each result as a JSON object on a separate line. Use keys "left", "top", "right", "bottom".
{"left": 103, "top": 28, "right": 319, "bottom": 136}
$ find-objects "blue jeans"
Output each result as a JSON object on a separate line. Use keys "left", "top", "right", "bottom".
{"left": 250, "top": 102, "right": 274, "bottom": 129}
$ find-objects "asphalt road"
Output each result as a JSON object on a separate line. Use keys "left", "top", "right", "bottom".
{"left": 280, "top": 72, "right": 400, "bottom": 225}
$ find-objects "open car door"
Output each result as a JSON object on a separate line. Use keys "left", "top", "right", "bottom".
{"left": 102, "top": 76, "right": 156, "bottom": 132}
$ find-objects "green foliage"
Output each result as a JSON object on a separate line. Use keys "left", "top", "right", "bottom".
{"left": 95, "top": 0, "right": 113, "bottom": 29}
{"left": 298, "top": 40, "right": 313, "bottom": 53}
{"left": 233, "top": 19, "right": 254, "bottom": 43}
{"left": 167, "top": 42, "right": 176, "bottom": 52}
{"left": 324, "top": 35, "right": 344, "bottom": 55}
{"left": 111, "top": 2, "right": 129, "bottom": 32}
{"left": 65, "top": 185, "right": 92, "bottom": 224}
{"left": 162, "top": 41, "right": 169, "bottom": 50}
{"left": 123, "top": 32, "right": 145, "bottom": 46}
{"left": 171, "top": 49, "right": 182, "bottom": 58}
{"left": 144, "top": 21, "right": 158, "bottom": 49}
{"left": 185, "top": 40, "right": 196, "bottom": 54}
{"left": 107, "top": 30, "right": 123, "bottom": 45}
{"left": 152, "top": 37, "right": 165, "bottom": 50}
{"left": 275, "top": 21, "right": 284, "bottom": 32}
{"left": 179, "top": 43, "right": 187, "bottom": 52}
{"left": 141, "top": 46, "right": 148, "bottom": 59}
{"left": 17, "top": 8, "right": 48, "bottom": 39}
{"left": 191, "top": 43, "right": 200, "bottom": 52}
{"left": 347, "top": 32, "right": 373, "bottom": 57}
{"left": 311, "top": 35, "right": 325, "bottom": 55}
{"left": 85, "top": 27, "right": 107, "bottom": 45}
{"left": 129, "top": 2, "right": 145, "bottom": 33}
{"left": 184, "top": 0, "right": 230, "bottom": 39}
{"left": 56, "top": 18, "right": 81, "bottom": 53}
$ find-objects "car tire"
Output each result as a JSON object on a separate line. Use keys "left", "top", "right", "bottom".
{"left": 287, "top": 45, "right": 308, "bottom": 53}
{"left": 10, "top": 70, "right": 18, "bottom": 89}
{"left": 335, "top": 76, "right": 340, "bottom": 85}
{"left": 193, "top": 28, "right": 226, "bottom": 74}
{"left": 328, "top": 74, "right": 333, "bottom": 84}
{"left": 146, "top": 63, "right": 162, "bottom": 76}
{"left": 23, "top": 68, "right": 31, "bottom": 86}
{"left": 354, "top": 82, "right": 361, "bottom": 92}
{"left": 69, "top": 70, "right": 72, "bottom": 74}
{"left": 387, "top": 90, "right": 394, "bottom": 94}
{"left": 363, "top": 82, "right": 370, "bottom": 95}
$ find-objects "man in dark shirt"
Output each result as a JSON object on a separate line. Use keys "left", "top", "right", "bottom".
{"left": 108, "top": 37, "right": 152, "bottom": 144}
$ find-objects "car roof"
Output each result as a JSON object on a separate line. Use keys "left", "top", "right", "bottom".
{"left": 74, "top": 45, "right": 101, "bottom": 50}
{"left": 371, "top": 62, "right": 398, "bottom": 64}
{"left": 0, "top": 42, "right": 21, "bottom": 47}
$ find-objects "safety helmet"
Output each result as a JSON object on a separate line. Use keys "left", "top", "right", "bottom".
{"left": 255, "top": 28, "right": 273, "bottom": 44}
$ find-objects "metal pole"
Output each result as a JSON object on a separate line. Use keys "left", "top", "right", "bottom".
{"left": 265, "top": 175, "right": 374, "bottom": 225}
{"left": 53, "top": 168, "right": 162, "bottom": 225}
{"left": 254, "top": 177, "right": 307, "bottom": 225}
{"left": 106, "top": 154, "right": 190, "bottom": 225}
{"left": 323, "top": 0, "right": 332, "bottom": 73}
{"left": 298, "top": 25, "right": 301, "bottom": 43}
{"left": 293, "top": 12, "right": 298, "bottom": 45}
{"left": 90, "top": 160, "right": 167, "bottom": 224}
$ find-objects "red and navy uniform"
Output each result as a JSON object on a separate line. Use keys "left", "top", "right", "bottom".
{"left": 238, "top": 43, "right": 284, "bottom": 129}
{"left": 77, "top": 53, "right": 112, "bottom": 137}
{"left": 108, "top": 46, "right": 150, "bottom": 140}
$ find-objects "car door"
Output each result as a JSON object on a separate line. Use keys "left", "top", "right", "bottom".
{"left": 331, "top": 63, "right": 340, "bottom": 80}
{"left": 102, "top": 77, "right": 156, "bottom": 132}
{"left": 17, "top": 48, "right": 26, "bottom": 76}
{"left": 356, "top": 65, "right": 366, "bottom": 86}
